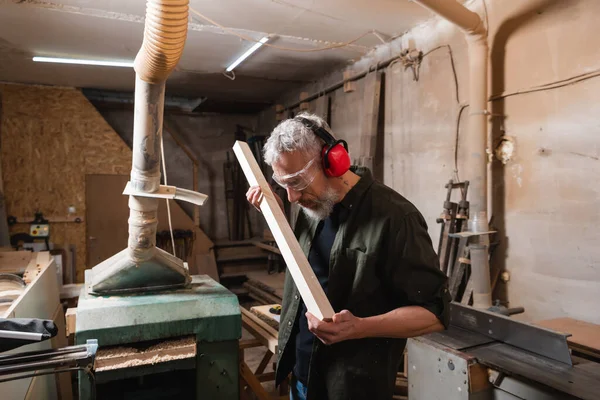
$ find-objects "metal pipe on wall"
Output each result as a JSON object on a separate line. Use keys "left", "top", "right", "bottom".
{"left": 469, "top": 244, "right": 492, "bottom": 308}
{"left": 412, "top": 0, "right": 492, "bottom": 308}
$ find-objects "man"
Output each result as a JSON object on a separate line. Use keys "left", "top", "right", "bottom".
{"left": 246, "top": 112, "right": 450, "bottom": 400}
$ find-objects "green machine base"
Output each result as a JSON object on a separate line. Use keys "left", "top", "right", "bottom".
{"left": 75, "top": 272, "right": 241, "bottom": 400}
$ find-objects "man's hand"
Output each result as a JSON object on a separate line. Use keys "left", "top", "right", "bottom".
{"left": 246, "top": 185, "right": 284, "bottom": 212}
{"left": 306, "top": 310, "right": 364, "bottom": 345}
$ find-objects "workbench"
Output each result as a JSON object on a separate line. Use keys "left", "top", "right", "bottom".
{"left": 239, "top": 303, "right": 288, "bottom": 400}
{"left": 407, "top": 302, "right": 600, "bottom": 400}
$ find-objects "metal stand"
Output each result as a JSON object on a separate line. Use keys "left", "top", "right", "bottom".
{"left": 0, "top": 340, "right": 98, "bottom": 399}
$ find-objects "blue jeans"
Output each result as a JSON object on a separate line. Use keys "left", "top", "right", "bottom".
{"left": 290, "top": 375, "right": 308, "bottom": 400}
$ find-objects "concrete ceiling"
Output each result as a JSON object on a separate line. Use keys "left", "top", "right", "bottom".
{"left": 0, "top": 0, "right": 432, "bottom": 110}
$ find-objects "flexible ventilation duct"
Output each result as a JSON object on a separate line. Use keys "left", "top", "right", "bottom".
{"left": 90, "top": 0, "right": 191, "bottom": 294}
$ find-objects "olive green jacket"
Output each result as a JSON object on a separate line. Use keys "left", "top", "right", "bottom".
{"left": 275, "top": 166, "right": 451, "bottom": 400}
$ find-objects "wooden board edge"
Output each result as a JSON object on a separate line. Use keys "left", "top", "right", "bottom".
{"left": 232, "top": 141, "right": 333, "bottom": 321}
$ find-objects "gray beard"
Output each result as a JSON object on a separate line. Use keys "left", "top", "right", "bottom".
{"left": 300, "top": 185, "right": 338, "bottom": 221}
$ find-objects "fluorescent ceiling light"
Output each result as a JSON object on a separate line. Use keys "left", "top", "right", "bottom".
{"left": 33, "top": 56, "right": 134, "bottom": 68}
{"left": 226, "top": 36, "right": 269, "bottom": 72}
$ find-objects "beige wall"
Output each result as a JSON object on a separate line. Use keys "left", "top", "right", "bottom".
{"left": 265, "top": 0, "right": 600, "bottom": 324}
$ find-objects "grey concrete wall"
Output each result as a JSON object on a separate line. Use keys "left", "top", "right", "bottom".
{"left": 266, "top": 0, "right": 600, "bottom": 324}
{"left": 99, "top": 110, "right": 263, "bottom": 240}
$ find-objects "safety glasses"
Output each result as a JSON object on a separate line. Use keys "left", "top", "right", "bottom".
{"left": 272, "top": 158, "right": 318, "bottom": 192}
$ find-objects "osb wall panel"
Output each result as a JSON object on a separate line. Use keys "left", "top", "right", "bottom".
{"left": 0, "top": 83, "right": 131, "bottom": 282}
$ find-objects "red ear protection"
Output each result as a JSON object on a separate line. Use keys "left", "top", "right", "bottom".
{"left": 295, "top": 117, "right": 351, "bottom": 177}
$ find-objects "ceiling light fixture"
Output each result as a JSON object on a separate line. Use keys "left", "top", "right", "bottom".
{"left": 226, "top": 36, "right": 269, "bottom": 72}
{"left": 32, "top": 56, "right": 134, "bottom": 68}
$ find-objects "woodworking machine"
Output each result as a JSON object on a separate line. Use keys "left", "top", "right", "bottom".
{"left": 407, "top": 303, "right": 600, "bottom": 400}
{"left": 75, "top": 274, "right": 240, "bottom": 400}
{"left": 73, "top": 1, "right": 241, "bottom": 399}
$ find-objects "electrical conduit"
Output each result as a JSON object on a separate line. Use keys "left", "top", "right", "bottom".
{"left": 411, "top": 0, "right": 492, "bottom": 308}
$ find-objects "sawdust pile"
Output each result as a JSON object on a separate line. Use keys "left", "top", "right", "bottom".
{"left": 96, "top": 336, "right": 196, "bottom": 371}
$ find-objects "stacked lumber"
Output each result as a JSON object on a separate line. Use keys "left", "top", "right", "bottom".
{"left": 244, "top": 279, "right": 282, "bottom": 305}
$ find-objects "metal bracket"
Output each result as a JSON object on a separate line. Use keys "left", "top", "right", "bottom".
{"left": 450, "top": 303, "right": 573, "bottom": 365}
{"left": 123, "top": 182, "right": 208, "bottom": 206}
{"left": 448, "top": 230, "right": 496, "bottom": 238}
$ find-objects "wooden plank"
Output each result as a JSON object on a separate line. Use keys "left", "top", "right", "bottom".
{"left": 256, "top": 371, "right": 276, "bottom": 382}
{"left": 255, "top": 350, "right": 272, "bottom": 375}
{"left": 250, "top": 304, "right": 281, "bottom": 330}
{"left": 468, "top": 363, "right": 491, "bottom": 393}
{"left": 65, "top": 308, "right": 77, "bottom": 337}
{"left": 343, "top": 71, "right": 356, "bottom": 93}
{"left": 535, "top": 318, "right": 600, "bottom": 355}
{"left": 240, "top": 361, "right": 271, "bottom": 400}
{"left": 0, "top": 251, "right": 34, "bottom": 274}
{"left": 252, "top": 241, "right": 281, "bottom": 255}
{"left": 358, "top": 71, "right": 382, "bottom": 171}
{"left": 244, "top": 283, "right": 282, "bottom": 305}
{"left": 239, "top": 339, "right": 263, "bottom": 350}
{"left": 241, "top": 313, "right": 278, "bottom": 354}
{"left": 233, "top": 141, "right": 334, "bottom": 321}
{"left": 20, "top": 252, "right": 50, "bottom": 285}
{"left": 241, "top": 307, "right": 278, "bottom": 339}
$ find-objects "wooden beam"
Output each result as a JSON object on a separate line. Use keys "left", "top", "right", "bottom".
{"left": 239, "top": 339, "right": 263, "bottom": 350}
{"left": 250, "top": 304, "right": 280, "bottom": 330}
{"left": 240, "top": 361, "right": 271, "bottom": 400}
{"left": 233, "top": 141, "right": 334, "bottom": 321}
{"left": 241, "top": 307, "right": 278, "bottom": 338}
{"left": 343, "top": 71, "right": 356, "bottom": 93}
{"left": 241, "top": 312, "right": 278, "bottom": 354}
{"left": 255, "top": 351, "right": 272, "bottom": 375}
{"left": 244, "top": 283, "right": 281, "bottom": 305}
{"left": 359, "top": 71, "right": 382, "bottom": 171}
{"left": 252, "top": 241, "right": 281, "bottom": 255}
{"left": 65, "top": 308, "right": 77, "bottom": 338}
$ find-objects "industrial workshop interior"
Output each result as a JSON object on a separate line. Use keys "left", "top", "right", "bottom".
{"left": 0, "top": 0, "right": 599, "bottom": 399}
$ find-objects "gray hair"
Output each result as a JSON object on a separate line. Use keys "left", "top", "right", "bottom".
{"left": 263, "top": 112, "right": 330, "bottom": 165}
